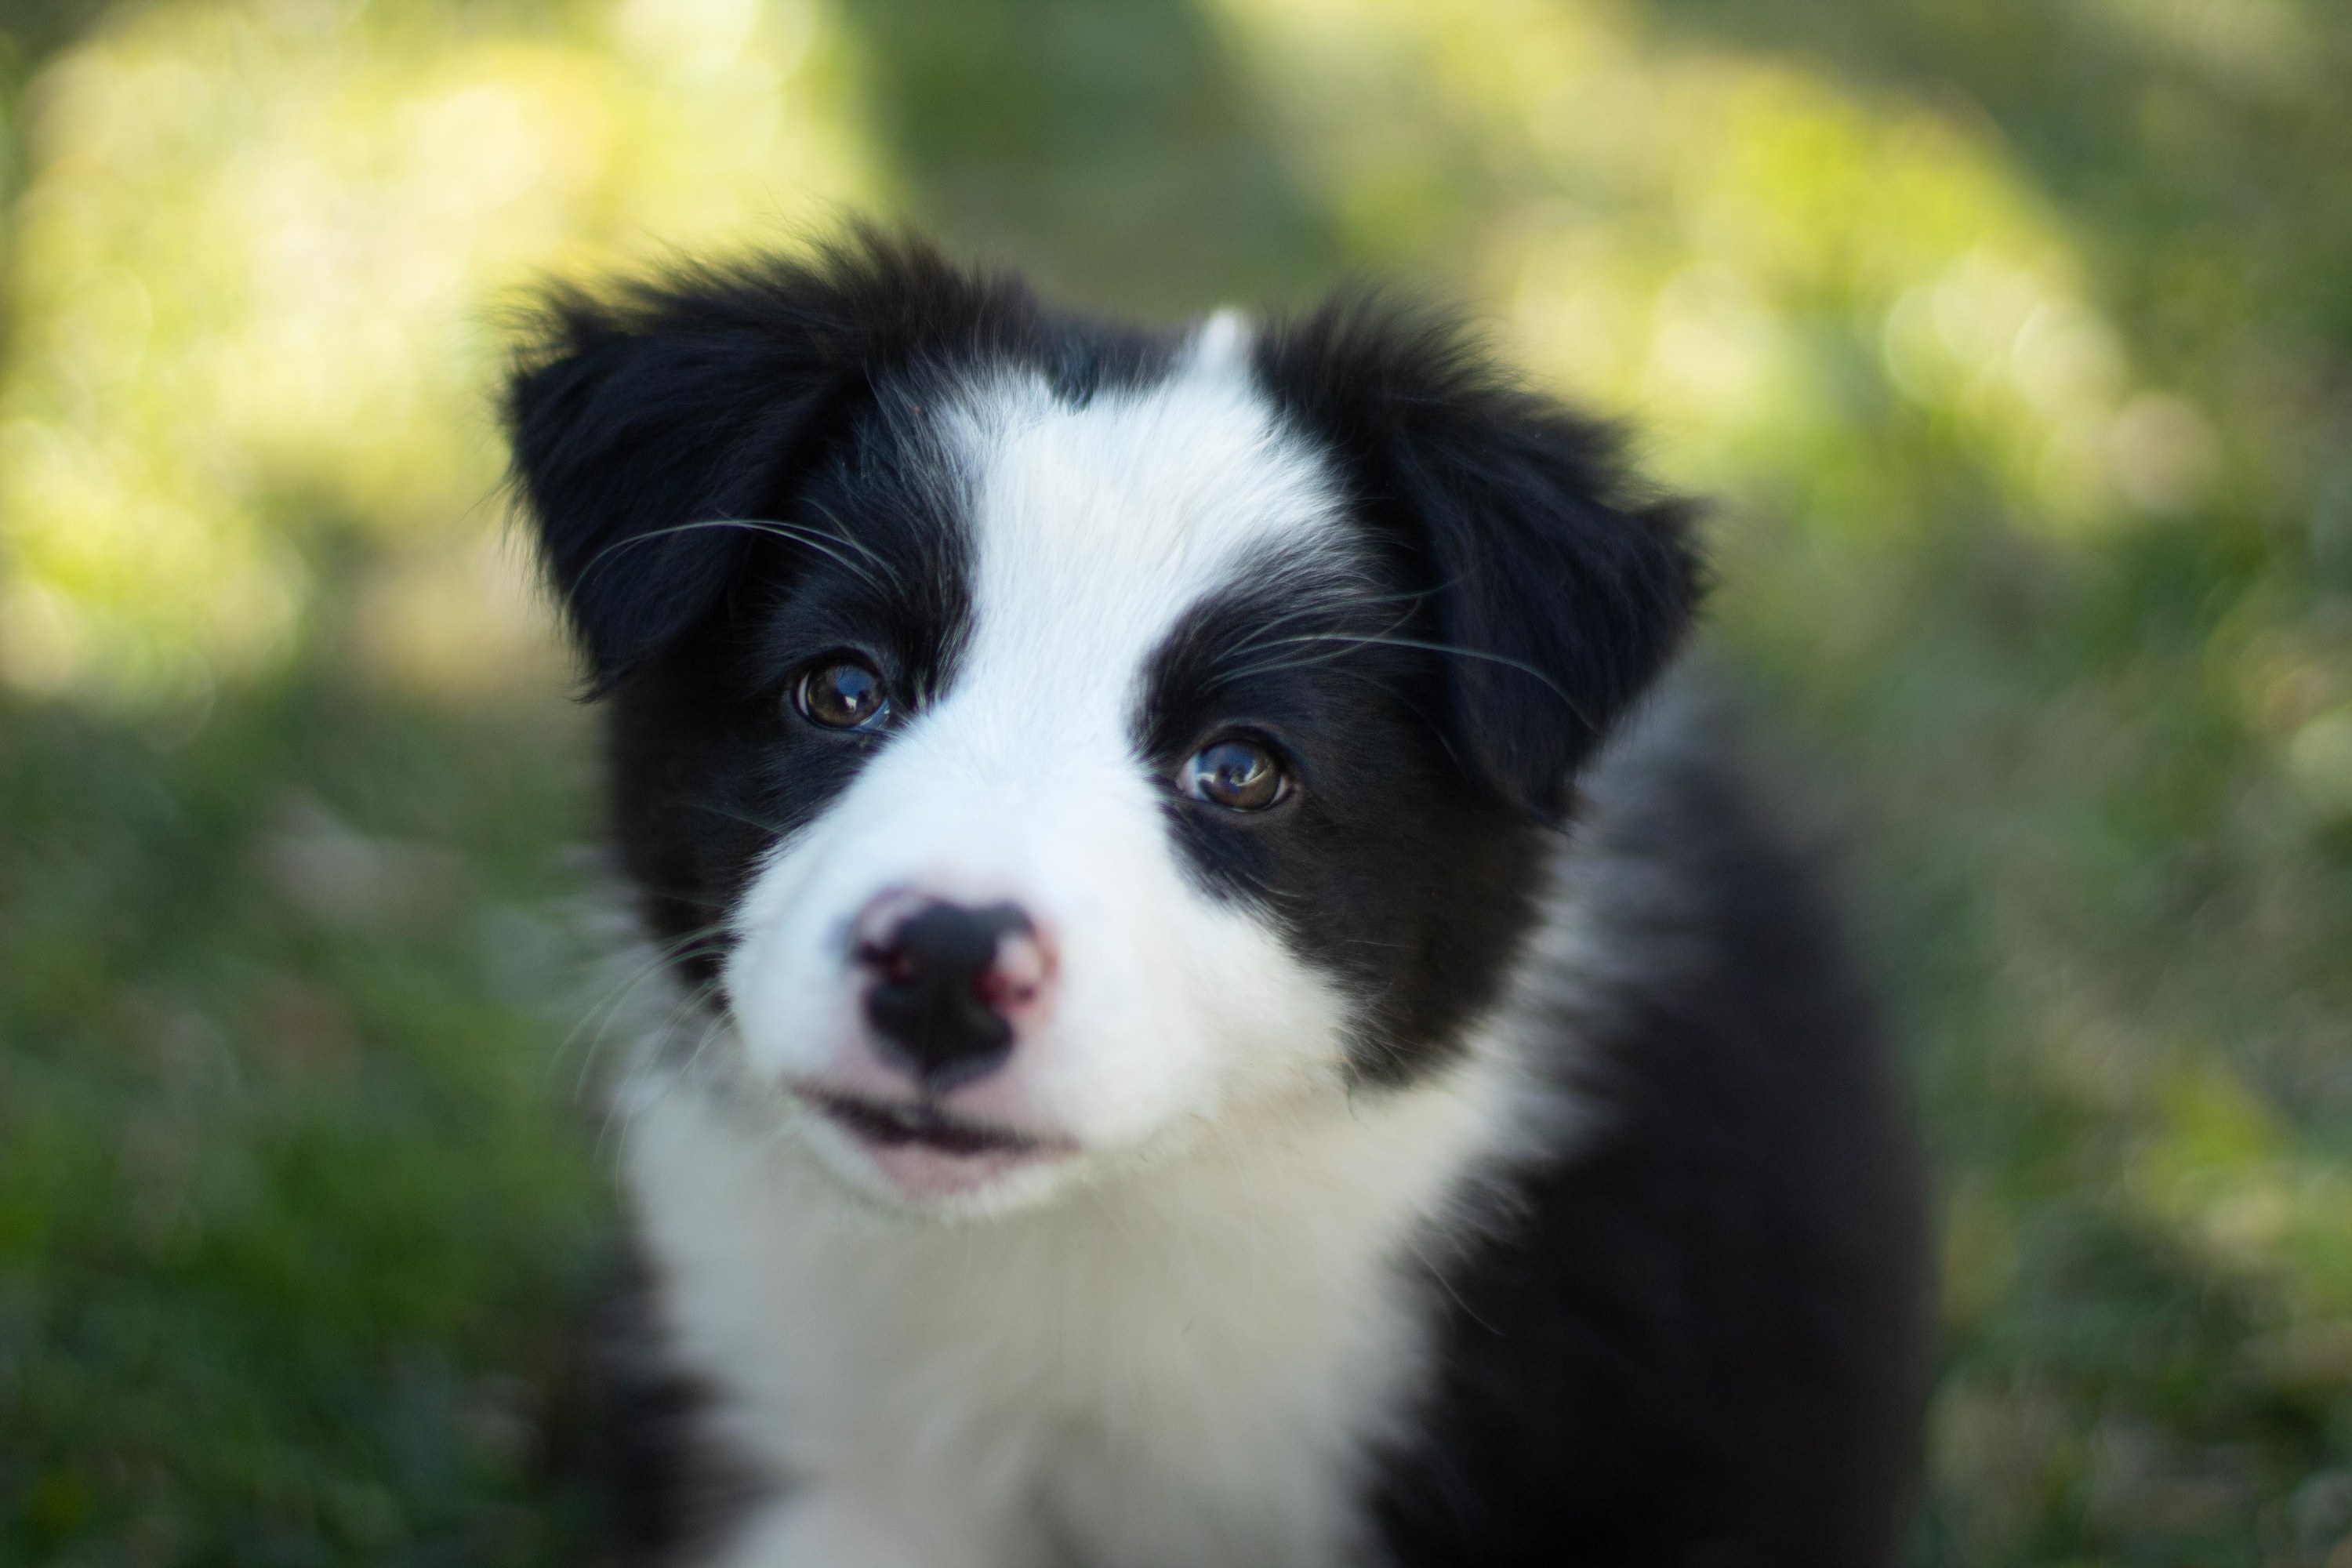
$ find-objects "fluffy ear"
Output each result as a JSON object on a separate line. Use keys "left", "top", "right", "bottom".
{"left": 503, "top": 233, "right": 1036, "bottom": 686}
{"left": 1255, "top": 296, "right": 1703, "bottom": 818}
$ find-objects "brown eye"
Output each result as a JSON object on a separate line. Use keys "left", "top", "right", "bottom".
{"left": 793, "top": 657, "right": 891, "bottom": 731}
{"left": 1181, "top": 738, "right": 1289, "bottom": 812}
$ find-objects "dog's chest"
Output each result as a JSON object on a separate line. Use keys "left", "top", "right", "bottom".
{"left": 626, "top": 1071, "right": 1526, "bottom": 1567}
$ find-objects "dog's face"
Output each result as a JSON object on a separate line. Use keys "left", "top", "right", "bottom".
{"left": 509, "top": 239, "right": 1695, "bottom": 1217}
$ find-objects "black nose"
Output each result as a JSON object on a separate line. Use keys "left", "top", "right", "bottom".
{"left": 858, "top": 900, "right": 1032, "bottom": 1091}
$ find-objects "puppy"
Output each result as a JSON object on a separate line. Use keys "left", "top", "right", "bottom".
{"left": 505, "top": 233, "right": 1929, "bottom": 1568}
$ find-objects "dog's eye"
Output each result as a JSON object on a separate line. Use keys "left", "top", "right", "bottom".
{"left": 793, "top": 656, "right": 891, "bottom": 731}
{"left": 1180, "top": 738, "right": 1289, "bottom": 812}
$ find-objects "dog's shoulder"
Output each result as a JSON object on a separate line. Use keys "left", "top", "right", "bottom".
{"left": 1375, "top": 673, "right": 1931, "bottom": 1566}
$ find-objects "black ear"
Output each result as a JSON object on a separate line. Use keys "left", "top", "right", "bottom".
{"left": 1254, "top": 296, "right": 1703, "bottom": 818}
{"left": 503, "top": 232, "right": 1037, "bottom": 687}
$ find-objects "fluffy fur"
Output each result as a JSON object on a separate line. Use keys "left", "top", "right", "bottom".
{"left": 506, "top": 232, "right": 1929, "bottom": 1567}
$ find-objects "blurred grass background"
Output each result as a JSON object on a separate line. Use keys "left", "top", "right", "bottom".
{"left": 2, "top": 0, "right": 2350, "bottom": 1563}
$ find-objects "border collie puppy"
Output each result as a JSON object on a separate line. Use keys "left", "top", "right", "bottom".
{"left": 505, "top": 233, "right": 1928, "bottom": 1568}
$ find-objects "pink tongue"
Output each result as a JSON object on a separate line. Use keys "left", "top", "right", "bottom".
{"left": 864, "top": 1138, "right": 1044, "bottom": 1199}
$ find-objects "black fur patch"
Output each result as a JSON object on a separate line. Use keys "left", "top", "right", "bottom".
{"left": 1251, "top": 294, "right": 1704, "bottom": 819}
{"left": 505, "top": 234, "right": 1180, "bottom": 974}
{"left": 1127, "top": 298, "right": 1704, "bottom": 1080}
{"left": 1134, "top": 546, "right": 1551, "bottom": 1083}
{"left": 597, "top": 397, "right": 981, "bottom": 988}
{"left": 587, "top": 1254, "right": 771, "bottom": 1567}
{"left": 1369, "top": 698, "right": 1931, "bottom": 1566}
{"left": 506, "top": 230, "right": 1174, "bottom": 688}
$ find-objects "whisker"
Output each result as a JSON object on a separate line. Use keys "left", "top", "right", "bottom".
{"left": 1211, "top": 578, "right": 1458, "bottom": 660}
{"left": 1221, "top": 603, "right": 1426, "bottom": 681}
{"left": 797, "top": 499, "right": 906, "bottom": 584}
{"left": 1232, "top": 633, "right": 1594, "bottom": 728}
{"left": 686, "top": 797, "right": 803, "bottom": 840}
{"left": 595, "top": 974, "right": 731, "bottom": 1160}
{"left": 560, "top": 920, "right": 728, "bottom": 1053}
{"left": 746, "top": 514, "right": 895, "bottom": 596}
{"left": 675, "top": 998, "right": 741, "bottom": 1088}
{"left": 573, "top": 517, "right": 889, "bottom": 598}
{"left": 556, "top": 920, "right": 734, "bottom": 1100}
{"left": 1216, "top": 590, "right": 1434, "bottom": 670}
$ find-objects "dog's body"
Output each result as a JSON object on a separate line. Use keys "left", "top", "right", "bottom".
{"left": 507, "top": 237, "right": 1928, "bottom": 1567}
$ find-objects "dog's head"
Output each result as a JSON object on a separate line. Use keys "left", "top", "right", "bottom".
{"left": 508, "top": 235, "right": 1697, "bottom": 1216}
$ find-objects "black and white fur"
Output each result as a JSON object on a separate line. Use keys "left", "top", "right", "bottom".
{"left": 506, "top": 234, "right": 1929, "bottom": 1568}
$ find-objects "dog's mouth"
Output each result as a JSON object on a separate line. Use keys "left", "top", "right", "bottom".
{"left": 803, "top": 1089, "right": 1070, "bottom": 1160}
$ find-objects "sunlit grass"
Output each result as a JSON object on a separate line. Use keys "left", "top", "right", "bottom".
{"left": 0, "top": 0, "right": 873, "bottom": 707}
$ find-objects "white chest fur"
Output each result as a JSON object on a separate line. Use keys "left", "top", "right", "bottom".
{"left": 622, "top": 1042, "right": 1544, "bottom": 1568}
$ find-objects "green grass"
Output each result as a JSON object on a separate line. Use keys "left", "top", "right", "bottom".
{"left": 0, "top": 654, "right": 614, "bottom": 1566}
{"left": 1723, "top": 512, "right": 2352, "bottom": 1566}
